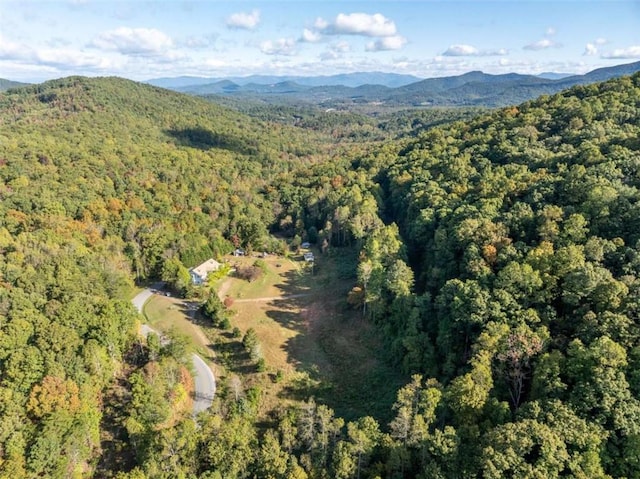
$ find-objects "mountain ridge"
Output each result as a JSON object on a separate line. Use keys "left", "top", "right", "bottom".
{"left": 0, "top": 78, "right": 30, "bottom": 91}
{"left": 147, "top": 71, "right": 422, "bottom": 89}
{"left": 167, "top": 60, "right": 640, "bottom": 108}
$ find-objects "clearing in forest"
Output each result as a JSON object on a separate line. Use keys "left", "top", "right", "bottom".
{"left": 142, "top": 295, "right": 216, "bottom": 367}
{"left": 141, "top": 247, "right": 404, "bottom": 421}
{"left": 211, "top": 248, "right": 405, "bottom": 422}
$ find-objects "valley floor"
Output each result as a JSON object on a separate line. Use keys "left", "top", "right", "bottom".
{"left": 143, "top": 247, "right": 404, "bottom": 422}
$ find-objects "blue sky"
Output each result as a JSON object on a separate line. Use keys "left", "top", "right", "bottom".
{"left": 1, "top": 1, "right": 639, "bottom": 82}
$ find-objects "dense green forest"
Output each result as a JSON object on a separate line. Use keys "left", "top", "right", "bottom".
{"left": 1, "top": 72, "right": 640, "bottom": 478}
{"left": 0, "top": 76, "right": 331, "bottom": 477}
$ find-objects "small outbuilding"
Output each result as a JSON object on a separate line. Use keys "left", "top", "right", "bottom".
{"left": 303, "top": 252, "right": 315, "bottom": 262}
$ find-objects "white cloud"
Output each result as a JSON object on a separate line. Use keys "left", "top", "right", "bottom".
{"left": 443, "top": 44, "right": 479, "bottom": 56}
{"left": 365, "top": 35, "right": 407, "bottom": 52}
{"left": 392, "top": 56, "right": 410, "bottom": 69}
{"left": 203, "top": 58, "right": 228, "bottom": 68}
{"left": 333, "top": 41, "right": 350, "bottom": 53}
{"left": 583, "top": 38, "right": 609, "bottom": 57}
{"left": 226, "top": 10, "right": 260, "bottom": 30}
{"left": 0, "top": 32, "right": 127, "bottom": 76}
{"left": 523, "top": 38, "right": 561, "bottom": 51}
{"left": 491, "top": 48, "right": 509, "bottom": 56}
{"left": 47, "top": 37, "right": 72, "bottom": 48}
{"left": 301, "top": 28, "right": 322, "bottom": 43}
{"left": 92, "top": 27, "right": 174, "bottom": 56}
{"left": 320, "top": 41, "right": 351, "bottom": 60}
{"left": 324, "top": 12, "right": 397, "bottom": 37}
{"left": 36, "top": 48, "right": 119, "bottom": 69}
{"left": 443, "top": 44, "right": 508, "bottom": 57}
{"left": 182, "top": 36, "right": 213, "bottom": 49}
{"left": 320, "top": 50, "right": 338, "bottom": 61}
{"left": 0, "top": 34, "right": 28, "bottom": 60}
{"left": 583, "top": 37, "right": 608, "bottom": 56}
{"left": 314, "top": 17, "right": 329, "bottom": 30}
{"left": 546, "top": 27, "right": 556, "bottom": 36}
{"left": 260, "top": 38, "right": 296, "bottom": 56}
{"left": 584, "top": 43, "right": 598, "bottom": 56}
{"left": 601, "top": 45, "right": 640, "bottom": 59}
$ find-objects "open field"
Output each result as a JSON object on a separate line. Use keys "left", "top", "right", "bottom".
{"left": 142, "top": 295, "right": 217, "bottom": 367}
{"left": 211, "top": 248, "right": 406, "bottom": 422}
{"left": 140, "top": 248, "right": 405, "bottom": 421}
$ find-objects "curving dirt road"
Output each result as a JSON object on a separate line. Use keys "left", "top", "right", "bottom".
{"left": 132, "top": 286, "right": 216, "bottom": 416}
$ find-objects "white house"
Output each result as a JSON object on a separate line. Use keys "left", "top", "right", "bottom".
{"left": 190, "top": 258, "right": 221, "bottom": 285}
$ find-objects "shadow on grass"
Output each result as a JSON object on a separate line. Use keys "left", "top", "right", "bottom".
{"left": 207, "top": 335, "right": 258, "bottom": 376}
{"left": 165, "top": 299, "right": 262, "bottom": 374}
{"left": 267, "top": 289, "right": 405, "bottom": 423}
{"left": 208, "top": 247, "right": 405, "bottom": 422}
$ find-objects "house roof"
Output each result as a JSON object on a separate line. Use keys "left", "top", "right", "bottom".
{"left": 191, "top": 258, "right": 221, "bottom": 278}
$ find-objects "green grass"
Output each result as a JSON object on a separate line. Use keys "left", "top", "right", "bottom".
{"left": 140, "top": 248, "right": 406, "bottom": 422}
{"left": 211, "top": 247, "right": 406, "bottom": 422}
{"left": 142, "top": 295, "right": 216, "bottom": 364}
{"left": 221, "top": 254, "right": 308, "bottom": 300}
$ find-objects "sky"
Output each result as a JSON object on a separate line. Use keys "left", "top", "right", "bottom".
{"left": 1, "top": 0, "right": 640, "bottom": 82}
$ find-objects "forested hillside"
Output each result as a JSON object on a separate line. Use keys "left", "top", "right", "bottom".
{"left": 271, "top": 73, "right": 640, "bottom": 478}
{"left": 357, "top": 73, "right": 640, "bottom": 477}
{"left": 2, "top": 72, "right": 640, "bottom": 478}
{"left": 0, "top": 76, "right": 330, "bottom": 477}
{"left": 0, "top": 78, "right": 29, "bottom": 91}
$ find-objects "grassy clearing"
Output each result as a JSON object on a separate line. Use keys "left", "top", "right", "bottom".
{"left": 210, "top": 247, "right": 406, "bottom": 422}
{"left": 140, "top": 248, "right": 406, "bottom": 422}
{"left": 215, "top": 254, "right": 310, "bottom": 300}
{"left": 142, "top": 295, "right": 216, "bottom": 365}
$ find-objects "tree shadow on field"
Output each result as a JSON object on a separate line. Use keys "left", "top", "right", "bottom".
{"left": 273, "top": 264, "right": 313, "bottom": 296}
{"left": 268, "top": 291, "right": 404, "bottom": 423}
{"left": 165, "top": 127, "right": 257, "bottom": 155}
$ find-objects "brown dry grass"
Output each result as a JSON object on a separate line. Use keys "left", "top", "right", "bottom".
{"left": 211, "top": 248, "right": 405, "bottom": 421}
{"left": 143, "top": 248, "right": 404, "bottom": 422}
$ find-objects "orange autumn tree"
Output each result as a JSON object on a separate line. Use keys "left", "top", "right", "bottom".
{"left": 27, "top": 375, "right": 81, "bottom": 419}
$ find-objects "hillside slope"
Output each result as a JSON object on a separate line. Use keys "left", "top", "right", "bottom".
{"left": 374, "top": 72, "right": 640, "bottom": 477}
{"left": 0, "top": 78, "right": 29, "bottom": 91}
{"left": 3, "top": 72, "right": 640, "bottom": 477}
{"left": 1, "top": 76, "right": 324, "bottom": 270}
{"left": 0, "top": 76, "right": 328, "bottom": 477}
{"left": 264, "top": 72, "right": 640, "bottom": 478}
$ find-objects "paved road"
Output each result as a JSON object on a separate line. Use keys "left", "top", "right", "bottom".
{"left": 132, "top": 286, "right": 216, "bottom": 416}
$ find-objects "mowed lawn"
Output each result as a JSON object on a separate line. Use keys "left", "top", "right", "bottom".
{"left": 142, "top": 295, "right": 217, "bottom": 366}
{"left": 215, "top": 249, "right": 405, "bottom": 421}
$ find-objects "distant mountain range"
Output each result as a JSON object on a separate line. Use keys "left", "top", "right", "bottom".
{"left": 536, "top": 72, "right": 573, "bottom": 80}
{"left": 3, "top": 61, "right": 640, "bottom": 109}
{"left": 148, "top": 61, "right": 640, "bottom": 108}
{"left": 0, "top": 78, "right": 29, "bottom": 91}
{"left": 147, "top": 72, "right": 422, "bottom": 89}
